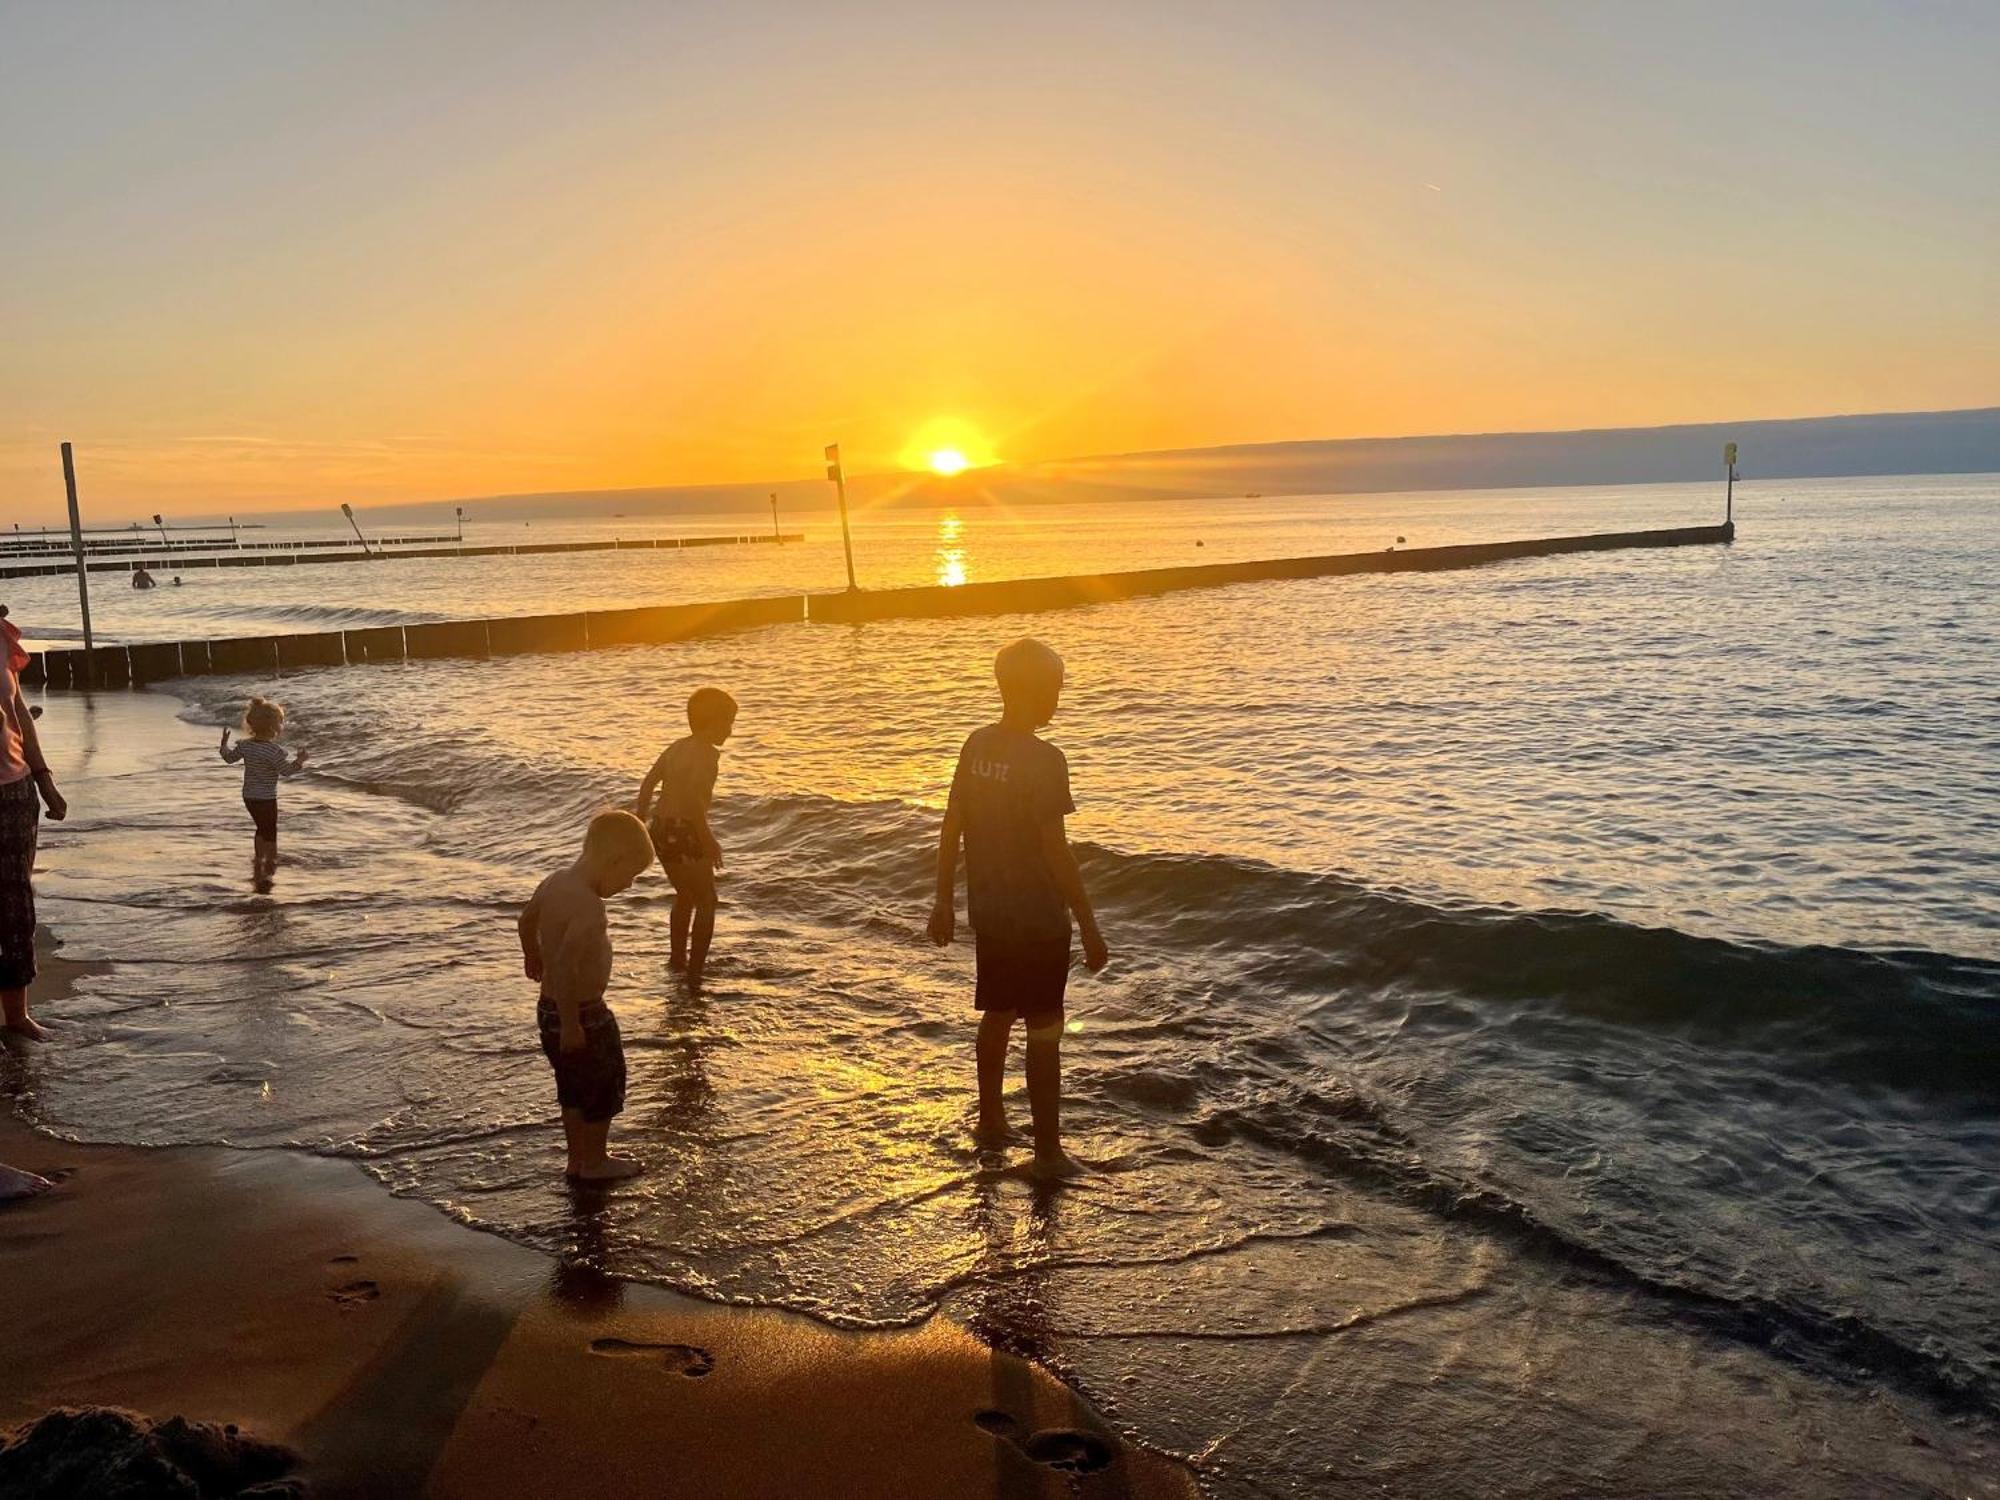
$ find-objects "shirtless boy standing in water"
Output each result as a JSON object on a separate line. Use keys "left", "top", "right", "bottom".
{"left": 634, "top": 687, "right": 737, "bottom": 988}
{"left": 519, "top": 810, "right": 655, "bottom": 1182}
{"left": 929, "top": 638, "right": 1109, "bottom": 1180}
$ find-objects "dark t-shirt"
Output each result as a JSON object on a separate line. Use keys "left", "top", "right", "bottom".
{"left": 950, "top": 724, "right": 1076, "bottom": 950}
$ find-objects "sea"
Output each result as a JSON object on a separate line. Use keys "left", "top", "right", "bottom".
{"left": 6, "top": 474, "right": 1997, "bottom": 1497}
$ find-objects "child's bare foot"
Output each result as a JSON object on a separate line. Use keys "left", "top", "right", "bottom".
{"left": 568, "top": 1155, "right": 645, "bottom": 1183}
{"left": 1023, "top": 1150, "right": 1086, "bottom": 1182}
{"left": 972, "top": 1118, "right": 1013, "bottom": 1149}
{"left": 3, "top": 1016, "right": 51, "bottom": 1042}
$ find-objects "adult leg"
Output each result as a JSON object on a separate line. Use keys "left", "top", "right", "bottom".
{"left": 0, "top": 784, "right": 44, "bottom": 1039}
{"left": 975, "top": 1009, "right": 1015, "bottom": 1145}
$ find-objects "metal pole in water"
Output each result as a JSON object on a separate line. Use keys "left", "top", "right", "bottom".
{"left": 770, "top": 492, "right": 781, "bottom": 542}
{"left": 455, "top": 506, "right": 464, "bottom": 545}
{"left": 340, "top": 503, "right": 375, "bottom": 556}
{"left": 152, "top": 512, "right": 170, "bottom": 551}
{"left": 1724, "top": 442, "right": 1737, "bottom": 526}
{"left": 825, "top": 445, "right": 858, "bottom": 590}
{"left": 60, "top": 442, "right": 95, "bottom": 665}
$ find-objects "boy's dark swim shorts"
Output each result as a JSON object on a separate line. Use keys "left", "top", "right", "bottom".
{"left": 973, "top": 935, "right": 1070, "bottom": 1025}
{"left": 650, "top": 816, "right": 706, "bottom": 865}
{"left": 537, "top": 997, "right": 626, "bottom": 1122}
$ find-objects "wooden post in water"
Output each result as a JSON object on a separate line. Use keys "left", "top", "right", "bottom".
{"left": 340, "top": 502, "right": 375, "bottom": 557}
{"left": 1724, "top": 442, "right": 1738, "bottom": 526}
{"left": 825, "top": 445, "right": 858, "bottom": 590}
{"left": 60, "top": 442, "right": 95, "bottom": 666}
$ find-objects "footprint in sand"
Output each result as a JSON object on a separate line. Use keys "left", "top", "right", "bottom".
{"left": 973, "top": 1410, "right": 1115, "bottom": 1475}
{"left": 328, "top": 1279, "right": 380, "bottom": 1308}
{"left": 588, "top": 1336, "right": 715, "bottom": 1378}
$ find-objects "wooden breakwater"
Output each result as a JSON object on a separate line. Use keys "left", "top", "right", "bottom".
{"left": 806, "top": 521, "right": 1734, "bottom": 623}
{"left": 22, "top": 522, "right": 1731, "bottom": 688}
{"left": 0, "top": 533, "right": 456, "bottom": 559}
{"left": 0, "top": 531, "right": 806, "bottom": 581}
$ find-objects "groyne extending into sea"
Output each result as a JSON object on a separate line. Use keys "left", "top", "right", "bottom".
{"left": 23, "top": 521, "right": 1732, "bottom": 688}
{"left": 0, "top": 530, "right": 804, "bottom": 581}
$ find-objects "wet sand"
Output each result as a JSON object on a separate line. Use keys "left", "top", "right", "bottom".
{"left": 0, "top": 1106, "right": 1195, "bottom": 1498}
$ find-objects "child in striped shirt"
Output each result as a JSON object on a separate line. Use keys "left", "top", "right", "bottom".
{"left": 220, "top": 696, "right": 307, "bottom": 887}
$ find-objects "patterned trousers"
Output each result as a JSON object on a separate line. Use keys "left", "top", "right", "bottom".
{"left": 0, "top": 778, "right": 39, "bottom": 991}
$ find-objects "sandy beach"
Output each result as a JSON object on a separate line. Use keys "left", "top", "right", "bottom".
{"left": 0, "top": 1100, "right": 1194, "bottom": 1498}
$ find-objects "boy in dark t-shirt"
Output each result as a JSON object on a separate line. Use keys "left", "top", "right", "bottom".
{"left": 929, "top": 637, "right": 1109, "bottom": 1180}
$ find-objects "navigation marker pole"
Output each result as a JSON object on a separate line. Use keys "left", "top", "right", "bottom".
{"left": 1724, "top": 442, "right": 1738, "bottom": 527}
{"left": 770, "top": 492, "right": 781, "bottom": 543}
{"left": 60, "top": 442, "right": 95, "bottom": 667}
{"left": 340, "top": 503, "right": 375, "bottom": 557}
{"left": 825, "top": 445, "right": 858, "bottom": 590}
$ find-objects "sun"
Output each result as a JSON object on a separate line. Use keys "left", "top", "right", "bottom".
{"left": 900, "top": 417, "right": 993, "bottom": 475}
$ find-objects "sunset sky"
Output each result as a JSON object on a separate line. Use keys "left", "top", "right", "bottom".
{"left": 3, "top": 1, "right": 1996, "bottom": 519}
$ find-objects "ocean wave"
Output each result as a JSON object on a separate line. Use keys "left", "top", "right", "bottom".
{"left": 172, "top": 677, "right": 2000, "bottom": 1105}
{"left": 703, "top": 790, "right": 2000, "bottom": 1104}
{"left": 1198, "top": 1086, "right": 1998, "bottom": 1414}
{"left": 1066, "top": 843, "right": 2000, "bottom": 1103}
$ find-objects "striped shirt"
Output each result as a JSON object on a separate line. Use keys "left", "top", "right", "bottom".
{"left": 222, "top": 737, "right": 298, "bottom": 800}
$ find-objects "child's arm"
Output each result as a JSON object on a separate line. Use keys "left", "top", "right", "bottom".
{"left": 544, "top": 925, "right": 591, "bottom": 1054}
{"left": 927, "top": 803, "right": 964, "bottom": 946}
{"left": 284, "top": 748, "right": 309, "bottom": 774}
{"left": 632, "top": 751, "right": 670, "bottom": 822}
{"left": 517, "top": 895, "right": 544, "bottom": 984}
{"left": 219, "top": 729, "right": 242, "bottom": 763}
{"left": 1039, "top": 819, "right": 1108, "bottom": 971}
{"left": 697, "top": 809, "right": 723, "bottom": 871}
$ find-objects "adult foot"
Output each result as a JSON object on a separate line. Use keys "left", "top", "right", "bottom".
{"left": 569, "top": 1155, "right": 645, "bottom": 1183}
{"left": 2, "top": 1016, "right": 51, "bottom": 1042}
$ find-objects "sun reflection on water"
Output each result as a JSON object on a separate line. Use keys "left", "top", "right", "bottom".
{"left": 935, "top": 511, "right": 967, "bottom": 587}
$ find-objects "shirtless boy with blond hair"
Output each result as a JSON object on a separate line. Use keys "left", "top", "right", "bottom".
{"left": 519, "top": 809, "right": 655, "bottom": 1182}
